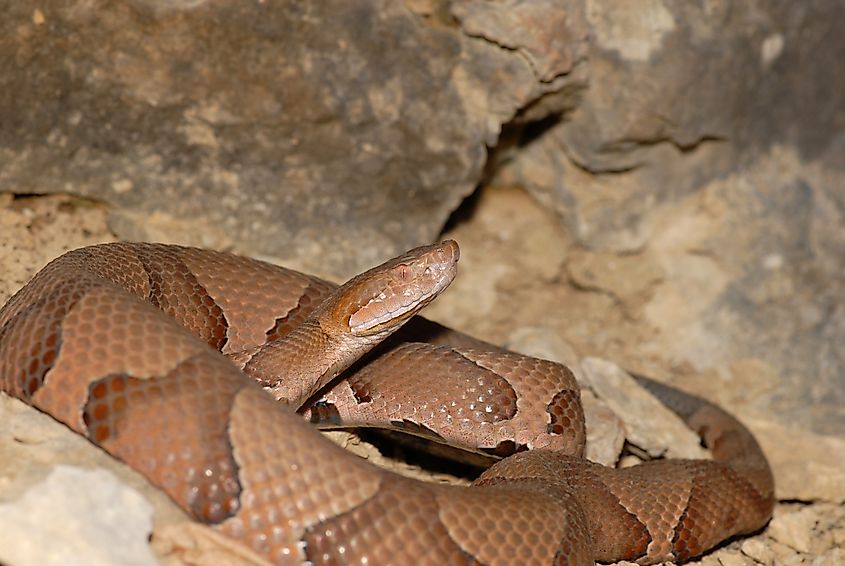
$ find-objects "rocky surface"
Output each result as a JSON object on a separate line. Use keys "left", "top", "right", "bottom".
{"left": 0, "top": 0, "right": 585, "bottom": 276}
{"left": 1, "top": 0, "right": 843, "bottom": 563}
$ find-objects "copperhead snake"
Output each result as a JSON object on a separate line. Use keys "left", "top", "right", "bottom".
{"left": 0, "top": 241, "right": 774, "bottom": 565}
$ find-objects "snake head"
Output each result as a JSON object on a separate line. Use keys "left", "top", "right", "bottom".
{"left": 324, "top": 240, "right": 460, "bottom": 337}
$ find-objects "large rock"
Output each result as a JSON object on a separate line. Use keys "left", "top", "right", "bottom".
{"left": 0, "top": 0, "right": 586, "bottom": 276}
{"left": 500, "top": 0, "right": 845, "bottom": 250}
{"left": 489, "top": 1, "right": 845, "bottom": 436}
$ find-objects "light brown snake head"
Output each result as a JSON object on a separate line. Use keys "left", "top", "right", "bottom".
{"left": 232, "top": 240, "right": 460, "bottom": 407}
{"left": 322, "top": 239, "right": 459, "bottom": 338}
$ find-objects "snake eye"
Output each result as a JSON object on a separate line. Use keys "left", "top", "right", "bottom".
{"left": 393, "top": 264, "right": 411, "bottom": 281}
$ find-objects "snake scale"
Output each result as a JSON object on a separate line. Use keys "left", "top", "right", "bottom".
{"left": 0, "top": 241, "right": 774, "bottom": 565}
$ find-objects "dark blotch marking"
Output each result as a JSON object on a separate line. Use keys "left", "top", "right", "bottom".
{"left": 135, "top": 249, "right": 229, "bottom": 351}
{"left": 546, "top": 388, "right": 579, "bottom": 435}
{"left": 0, "top": 291, "right": 78, "bottom": 401}
{"left": 308, "top": 401, "right": 343, "bottom": 426}
{"left": 22, "top": 323, "right": 62, "bottom": 399}
{"left": 265, "top": 284, "right": 326, "bottom": 342}
{"left": 480, "top": 439, "right": 529, "bottom": 458}
{"left": 82, "top": 373, "right": 132, "bottom": 444}
{"left": 82, "top": 367, "right": 244, "bottom": 525}
{"left": 348, "top": 375, "right": 373, "bottom": 404}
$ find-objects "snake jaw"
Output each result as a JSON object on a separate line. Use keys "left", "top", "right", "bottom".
{"left": 348, "top": 277, "right": 444, "bottom": 335}
{"left": 345, "top": 240, "right": 459, "bottom": 337}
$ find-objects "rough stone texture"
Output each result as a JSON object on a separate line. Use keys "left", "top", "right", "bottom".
{"left": 1, "top": 0, "right": 844, "bottom": 563}
{"left": 0, "top": 0, "right": 586, "bottom": 277}
{"left": 579, "top": 358, "right": 708, "bottom": 460}
{"left": 500, "top": 1, "right": 845, "bottom": 250}
{"left": 495, "top": 147, "right": 845, "bottom": 437}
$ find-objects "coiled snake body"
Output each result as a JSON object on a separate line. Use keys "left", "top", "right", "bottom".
{"left": 0, "top": 241, "right": 774, "bottom": 565}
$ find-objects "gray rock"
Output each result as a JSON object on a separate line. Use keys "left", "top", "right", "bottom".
{"left": 500, "top": 1, "right": 845, "bottom": 250}
{"left": 0, "top": 0, "right": 586, "bottom": 277}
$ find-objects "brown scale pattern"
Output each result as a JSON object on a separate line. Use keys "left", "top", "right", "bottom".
{"left": 323, "top": 342, "right": 523, "bottom": 453}
{"left": 131, "top": 246, "right": 229, "bottom": 351}
{"left": 60, "top": 243, "right": 153, "bottom": 297}
{"left": 81, "top": 360, "right": 244, "bottom": 522}
{"left": 0, "top": 243, "right": 776, "bottom": 566}
{"left": 0, "top": 243, "right": 151, "bottom": 332}
{"left": 437, "top": 481, "right": 594, "bottom": 565}
{"left": 265, "top": 283, "right": 333, "bottom": 343}
{"left": 316, "top": 343, "right": 586, "bottom": 457}
{"left": 242, "top": 320, "right": 338, "bottom": 405}
{"left": 477, "top": 454, "right": 651, "bottom": 563}
{"left": 220, "top": 387, "right": 384, "bottom": 563}
{"left": 177, "top": 247, "right": 334, "bottom": 353}
{"left": 30, "top": 283, "right": 209, "bottom": 430}
{"left": 600, "top": 462, "right": 696, "bottom": 560}
{"left": 458, "top": 348, "right": 586, "bottom": 454}
{"left": 460, "top": 478, "right": 595, "bottom": 566}
{"left": 669, "top": 462, "right": 771, "bottom": 561}
{"left": 302, "top": 477, "right": 480, "bottom": 565}
{"left": 0, "top": 278, "right": 84, "bottom": 399}
{"left": 353, "top": 343, "right": 518, "bottom": 423}
{"left": 546, "top": 388, "right": 582, "bottom": 436}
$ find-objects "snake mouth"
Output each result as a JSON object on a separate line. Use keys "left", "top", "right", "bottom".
{"left": 348, "top": 277, "right": 444, "bottom": 335}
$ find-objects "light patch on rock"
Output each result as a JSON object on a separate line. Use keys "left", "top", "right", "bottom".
{"left": 747, "top": 416, "right": 845, "bottom": 503}
{"left": 586, "top": 0, "right": 675, "bottom": 61}
{"left": 761, "top": 33, "right": 786, "bottom": 67}
{"left": 0, "top": 465, "right": 156, "bottom": 566}
{"left": 768, "top": 505, "right": 820, "bottom": 554}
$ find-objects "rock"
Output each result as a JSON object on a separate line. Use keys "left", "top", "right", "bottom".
{"left": 0, "top": 466, "right": 156, "bottom": 566}
{"left": 423, "top": 185, "right": 571, "bottom": 340}
{"left": 768, "top": 505, "right": 820, "bottom": 554}
{"left": 153, "top": 523, "right": 271, "bottom": 566}
{"left": 579, "top": 358, "right": 708, "bottom": 459}
{"left": 452, "top": 0, "right": 588, "bottom": 83}
{"left": 740, "top": 538, "right": 777, "bottom": 565}
{"left": 0, "top": 0, "right": 587, "bottom": 278}
{"left": 745, "top": 416, "right": 845, "bottom": 503}
{"left": 579, "top": 389, "right": 626, "bottom": 466}
{"left": 500, "top": 2, "right": 844, "bottom": 247}
{"left": 708, "top": 549, "right": 755, "bottom": 566}
{"left": 502, "top": 143, "right": 845, "bottom": 437}
{"left": 813, "top": 548, "right": 845, "bottom": 566}
{"left": 0, "top": 195, "right": 113, "bottom": 302}
{"left": 566, "top": 248, "right": 664, "bottom": 318}
{"left": 504, "top": 325, "right": 581, "bottom": 368}
{"left": 640, "top": 151, "right": 845, "bottom": 437}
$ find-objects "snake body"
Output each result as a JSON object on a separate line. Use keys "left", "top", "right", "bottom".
{"left": 0, "top": 242, "right": 774, "bottom": 565}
